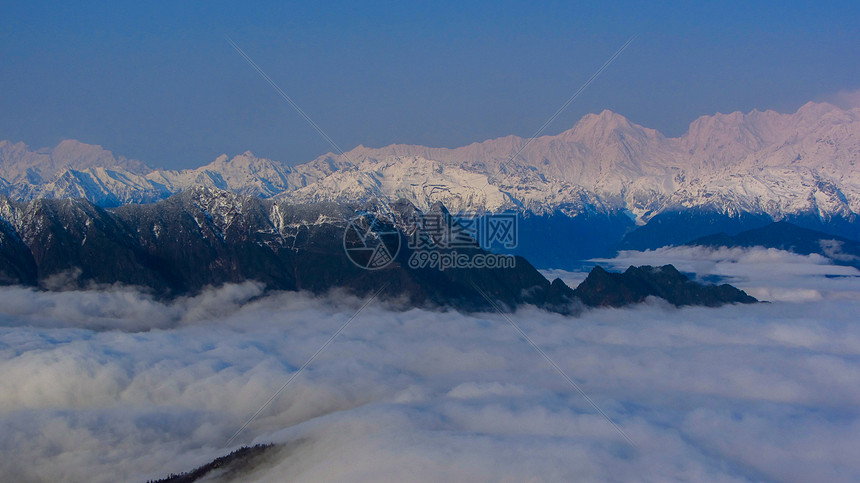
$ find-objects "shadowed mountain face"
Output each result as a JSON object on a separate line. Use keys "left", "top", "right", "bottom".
{"left": 617, "top": 210, "right": 776, "bottom": 251}
{"left": 147, "top": 444, "right": 285, "bottom": 483}
{"left": 0, "top": 216, "right": 36, "bottom": 285}
{"left": 0, "top": 188, "right": 578, "bottom": 313}
{"left": 0, "top": 189, "right": 755, "bottom": 312}
{"left": 687, "top": 221, "right": 860, "bottom": 270}
{"left": 573, "top": 265, "right": 757, "bottom": 308}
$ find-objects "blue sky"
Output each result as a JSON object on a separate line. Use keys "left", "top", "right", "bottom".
{"left": 1, "top": 0, "right": 859, "bottom": 168}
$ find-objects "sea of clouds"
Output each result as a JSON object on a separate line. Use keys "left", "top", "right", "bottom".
{"left": 1, "top": 246, "right": 860, "bottom": 482}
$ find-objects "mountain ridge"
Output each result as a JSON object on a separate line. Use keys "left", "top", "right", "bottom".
{"left": 687, "top": 221, "right": 860, "bottom": 270}
{"left": 2, "top": 100, "right": 858, "bottom": 236}
{"left": 0, "top": 188, "right": 755, "bottom": 312}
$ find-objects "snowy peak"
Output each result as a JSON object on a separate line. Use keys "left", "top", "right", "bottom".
{"left": 286, "top": 101, "right": 860, "bottom": 220}
{"left": 189, "top": 151, "right": 294, "bottom": 196}
{"left": 204, "top": 151, "right": 274, "bottom": 172}
{"left": 794, "top": 101, "right": 843, "bottom": 123}
{"left": 566, "top": 109, "right": 655, "bottom": 145}
{"left": 0, "top": 139, "right": 150, "bottom": 185}
{"left": 1, "top": 100, "right": 859, "bottom": 223}
{"left": 50, "top": 140, "right": 119, "bottom": 170}
{"left": 681, "top": 110, "right": 784, "bottom": 169}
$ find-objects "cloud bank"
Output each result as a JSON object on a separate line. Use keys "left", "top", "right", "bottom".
{"left": 593, "top": 245, "right": 860, "bottom": 302}
{"left": 0, "top": 247, "right": 859, "bottom": 482}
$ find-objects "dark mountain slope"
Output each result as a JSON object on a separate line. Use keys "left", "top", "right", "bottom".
{"left": 0, "top": 216, "right": 36, "bottom": 285}
{"left": 0, "top": 189, "right": 755, "bottom": 312}
{"left": 617, "top": 212, "right": 860, "bottom": 254}
{"left": 1, "top": 197, "right": 175, "bottom": 289}
{"left": 573, "top": 264, "right": 757, "bottom": 308}
{"left": 147, "top": 444, "right": 284, "bottom": 483}
{"left": 617, "top": 210, "right": 775, "bottom": 251}
{"left": 688, "top": 221, "right": 860, "bottom": 269}
{"left": 0, "top": 189, "right": 578, "bottom": 312}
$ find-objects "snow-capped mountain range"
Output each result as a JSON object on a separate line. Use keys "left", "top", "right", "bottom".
{"left": 2, "top": 101, "right": 859, "bottom": 224}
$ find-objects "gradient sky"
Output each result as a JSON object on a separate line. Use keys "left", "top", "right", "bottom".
{"left": 1, "top": 0, "right": 859, "bottom": 169}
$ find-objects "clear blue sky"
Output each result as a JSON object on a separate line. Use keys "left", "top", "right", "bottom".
{"left": 1, "top": 0, "right": 859, "bottom": 168}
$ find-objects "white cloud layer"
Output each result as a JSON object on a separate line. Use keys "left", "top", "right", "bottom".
{"left": 593, "top": 245, "right": 860, "bottom": 302}
{"left": 1, "top": 247, "right": 859, "bottom": 482}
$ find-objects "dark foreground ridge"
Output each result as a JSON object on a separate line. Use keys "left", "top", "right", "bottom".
{"left": 574, "top": 264, "right": 757, "bottom": 308}
{"left": 688, "top": 221, "right": 860, "bottom": 270}
{"left": 0, "top": 188, "right": 755, "bottom": 312}
{"left": 147, "top": 444, "right": 279, "bottom": 483}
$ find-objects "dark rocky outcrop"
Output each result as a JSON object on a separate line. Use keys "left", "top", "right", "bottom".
{"left": 147, "top": 444, "right": 280, "bottom": 483}
{"left": 573, "top": 264, "right": 757, "bottom": 308}
{"left": 0, "top": 189, "right": 755, "bottom": 313}
{"left": 688, "top": 221, "right": 860, "bottom": 270}
{"left": 0, "top": 190, "right": 578, "bottom": 313}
